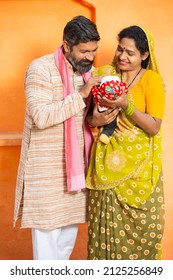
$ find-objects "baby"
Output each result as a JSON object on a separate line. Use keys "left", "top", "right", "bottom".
{"left": 91, "top": 76, "right": 128, "bottom": 144}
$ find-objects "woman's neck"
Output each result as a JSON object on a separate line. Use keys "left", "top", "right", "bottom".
{"left": 121, "top": 67, "right": 144, "bottom": 88}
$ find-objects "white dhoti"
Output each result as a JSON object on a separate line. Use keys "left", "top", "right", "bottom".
{"left": 32, "top": 224, "right": 78, "bottom": 260}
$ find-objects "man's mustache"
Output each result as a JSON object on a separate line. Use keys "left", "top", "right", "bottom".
{"left": 80, "top": 59, "right": 93, "bottom": 64}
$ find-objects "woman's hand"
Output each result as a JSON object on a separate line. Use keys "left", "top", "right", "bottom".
{"left": 98, "top": 86, "right": 128, "bottom": 110}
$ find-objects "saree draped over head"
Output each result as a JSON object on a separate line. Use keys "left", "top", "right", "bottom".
{"left": 86, "top": 28, "right": 165, "bottom": 260}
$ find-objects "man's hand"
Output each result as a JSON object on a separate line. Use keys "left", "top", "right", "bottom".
{"left": 88, "top": 104, "right": 119, "bottom": 128}
{"left": 79, "top": 76, "right": 102, "bottom": 98}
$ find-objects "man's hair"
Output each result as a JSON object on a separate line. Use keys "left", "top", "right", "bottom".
{"left": 63, "top": 15, "right": 100, "bottom": 49}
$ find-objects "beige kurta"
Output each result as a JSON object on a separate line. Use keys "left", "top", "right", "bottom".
{"left": 14, "top": 54, "right": 90, "bottom": 229}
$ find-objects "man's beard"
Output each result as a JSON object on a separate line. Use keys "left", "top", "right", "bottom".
{"left": 67, "top": 52, "right": 93, "bottom": 73}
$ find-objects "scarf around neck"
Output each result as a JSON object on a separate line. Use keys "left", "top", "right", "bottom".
{"left": 54, "top": 46, "right": 93, "bottom": 192}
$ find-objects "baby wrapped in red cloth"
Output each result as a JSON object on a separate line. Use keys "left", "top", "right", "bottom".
{"left": 91, "top": 76, "right": 128, "bottom": 144}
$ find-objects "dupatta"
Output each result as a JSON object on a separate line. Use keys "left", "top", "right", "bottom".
{"left": 54, "top": 46, "right": 93, "bottom": 192}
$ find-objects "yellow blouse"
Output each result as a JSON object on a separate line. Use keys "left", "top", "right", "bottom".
{"left": 132, "top": 69, "right": 165, "bottom": 119}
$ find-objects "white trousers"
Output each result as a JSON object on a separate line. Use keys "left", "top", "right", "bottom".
{"left": 32, "top": 224, "right": 78, "bottom": 260}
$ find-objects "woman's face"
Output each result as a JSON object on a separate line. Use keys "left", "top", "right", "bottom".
{"left": 115, "top": 37, "right": 147, "bottom": 71}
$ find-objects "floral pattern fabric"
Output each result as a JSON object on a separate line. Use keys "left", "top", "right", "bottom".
{"left": 86, "top": 104, "right": 165, "bottom": 259}
{"left": 86, "top": 109, "right": 162, "bottom": 208}
{"left": 88, "top": 173, "right": 164, "bottom": 260}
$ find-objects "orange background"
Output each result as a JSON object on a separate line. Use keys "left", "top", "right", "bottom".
{"left": 0, "top": 0, "right": 173, "bottom": 260}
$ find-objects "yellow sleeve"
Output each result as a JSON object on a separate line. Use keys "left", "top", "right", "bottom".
{"left": 145, "top": 71, "right": 165, "bottom": 119}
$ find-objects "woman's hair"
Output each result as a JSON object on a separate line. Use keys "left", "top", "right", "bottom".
{"left": 117, "top": 25, "right": 150, "bottom": 68}
{"left": 63, "top": 15, "right": 100, "bottom": 49}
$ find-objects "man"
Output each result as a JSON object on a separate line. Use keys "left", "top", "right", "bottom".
{"left": 13, "top": 15, "right": 101, "bottom": 260}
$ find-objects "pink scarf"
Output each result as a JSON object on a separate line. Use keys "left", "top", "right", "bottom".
{"left": 54, "top": 46, "right": 93, "bottom": 192}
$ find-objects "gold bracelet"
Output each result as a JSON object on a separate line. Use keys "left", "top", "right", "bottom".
{"left": 124, "top": 102, "right": 135, "bottom": 116}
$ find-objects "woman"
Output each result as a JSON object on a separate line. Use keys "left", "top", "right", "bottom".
{"left": 86, "top": 26, "right": 165, "bottom": 260}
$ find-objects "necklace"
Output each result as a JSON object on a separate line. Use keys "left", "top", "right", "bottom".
{"left": 121, "top": 68, "right": 142, "bottom": 88}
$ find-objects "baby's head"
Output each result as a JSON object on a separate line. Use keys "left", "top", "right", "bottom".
{"left": 91, "top": 75, "right": 128, "bottom": 101}
{"left": 101, "top": 75, "right": 120, "bottom": 84}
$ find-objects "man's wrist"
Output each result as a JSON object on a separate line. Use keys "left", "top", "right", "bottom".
{"left": 87, "top": 116, "right": 96, "bottom": 128}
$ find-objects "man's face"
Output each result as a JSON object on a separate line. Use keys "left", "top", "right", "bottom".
{"left": 64, "top": 41, "right": 98, "bottom": 73}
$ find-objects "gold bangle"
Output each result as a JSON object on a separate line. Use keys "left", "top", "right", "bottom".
{"left": 124, "top": 102, "right": 135, "bottom": 116}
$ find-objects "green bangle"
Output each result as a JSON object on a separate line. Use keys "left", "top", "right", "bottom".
{"left": 124, "top": 102, "right": 135, "bottom": 116}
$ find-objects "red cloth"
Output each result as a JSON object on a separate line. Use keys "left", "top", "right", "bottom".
{"left": 92, "top": 79, "right": 128, "bottom": 109}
